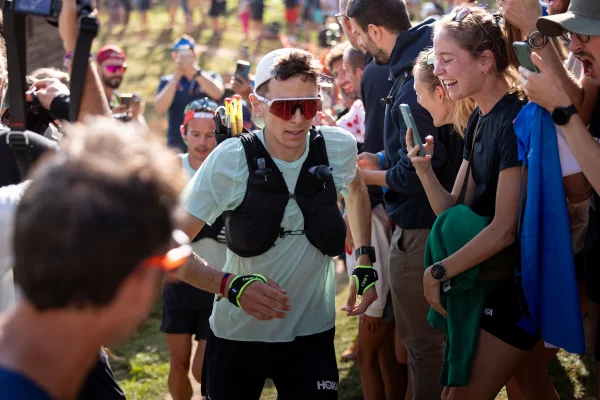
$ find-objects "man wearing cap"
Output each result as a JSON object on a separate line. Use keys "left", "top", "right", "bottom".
{"left": 517, "top": 1, "right": 600, "bottom": 396}
{"left": 96, "top": 45, "right": 148, "bottom": 128}
{"left": 96, "top": 45, "right": 128, "bottom": 110}
{"left": 162, "top": 98, "right": 226, "bottom": 400}
{"left": 155, "top": 36, "right": 225, "bottom": 153}
{"left": 175, "top": 48, "right": 376, "bottom": 399}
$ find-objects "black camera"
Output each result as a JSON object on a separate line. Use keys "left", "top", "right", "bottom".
{"left": 10, "top": 0, "right": 93, "bottom": 23}
{"left": 1, "top": 102, "right": 57, "bottom": 136}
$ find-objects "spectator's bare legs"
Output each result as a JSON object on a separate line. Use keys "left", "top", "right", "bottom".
{"left": 191, "top": 340, "right": 206, "bottom": 388}
{"left": 507, "top": 342, "right": 559, "bottom": 400}
{"left": 166, "top": 334, "right": 195, "bottom": 400}
{"left": 446, "top": 330, "right": 527, "bottom": 400}
{"left": 395, "top": 334, "right": 412, "bottom": 400}
{"left": 356, "top": 319, "right": 407, "bottom": 400}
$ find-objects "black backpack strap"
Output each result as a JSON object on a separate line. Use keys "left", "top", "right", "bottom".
{"left": 238, "top": 132, "right": 276, "bottom": 180}
{"left": 68, "top": 14, "right": 99, "bottom": 122}
{"left": 6, "top": 132, "right": 33, "bottom": 180}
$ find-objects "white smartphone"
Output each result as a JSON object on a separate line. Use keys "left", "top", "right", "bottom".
{"left": 400, "top": 104, "right": 426, "bottom": 157}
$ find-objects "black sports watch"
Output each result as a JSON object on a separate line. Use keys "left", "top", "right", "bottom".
{"left": 194, "top": 68, "right": 203, "bottom": 80}
{"left": 552, "top": 105, "right": 578, "bottom": 126}
{"left": 526, "top": 31, "right": 548, "bottom": 49}
{"left": 355, "top": 246, "right": 376, "bottom": 264}
{"left": 431, "top": 262, "right": 447, "bottom": 281}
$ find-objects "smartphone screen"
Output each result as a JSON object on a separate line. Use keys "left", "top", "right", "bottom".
{"left": 14, "top": 0, "right": 54, "bottom": 16}
{"left": 120, "top": 94, "right": 133, "bottom": 108}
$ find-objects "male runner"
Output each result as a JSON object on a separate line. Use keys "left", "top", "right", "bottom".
{"left": 161, "top": 98, "right": 226, "bottom": 400}
{"left": 178, "top": 47, "right": 377, "bottom": 399}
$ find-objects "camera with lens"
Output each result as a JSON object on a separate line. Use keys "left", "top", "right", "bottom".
{"left": 9, "top": 0, "right": 93, "bottom": 23}
{"left": 1, "top": 99, "right": 57, "bottom": 137}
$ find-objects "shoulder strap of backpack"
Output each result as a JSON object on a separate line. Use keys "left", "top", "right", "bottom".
{"left": 384, "top": 70, "right": 413, "bottom": 115}
{"left": 238, "top": 132, "right": 275, "bottom": 177}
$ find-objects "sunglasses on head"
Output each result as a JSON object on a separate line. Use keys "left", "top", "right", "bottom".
{"left": 145, "top": 230, "right": 192, "bottom": 271}
{"left": 253, "top": 93, "right": 322, "bottom": 121}
{"left": 453, "top": 6, "right": 499, "bottom": 43}
{"left": 105, "top": 64, "right": 127, "bottom": 74}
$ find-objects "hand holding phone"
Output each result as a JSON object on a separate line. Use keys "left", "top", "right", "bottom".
{"left": 120, "top": 93, "right": 133, "bottom": 108}
{"left": 235, "top": 60, "right": 251, "bottom": 81}
{"left": 400, "top": 104, "right": 426, "bottom": 157}
{"left": 512, "top": 41, "right": 538, "bottom": 73}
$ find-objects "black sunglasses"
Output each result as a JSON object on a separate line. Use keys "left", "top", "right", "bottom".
{"left": 562, "top": 30, "right": 591, "bottom": 44}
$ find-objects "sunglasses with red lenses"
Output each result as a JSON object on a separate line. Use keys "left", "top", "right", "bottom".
{"left": 105, "top": 64, "right": 127, "bottom": 74}
{"left": 254, "top": 94, "right": 321, "bottom": 121}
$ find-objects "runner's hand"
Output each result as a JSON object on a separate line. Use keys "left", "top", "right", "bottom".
{"left": 236, "top": 277, "right": 291, "bottom": 321}
{"left": 406, "top": 128, "right": 434, "bottom": 176}
{"left": 342, "top": 282, "right": 377, "bottom": 317}
{"left": 360, "top": 314, "right": 383, "bottom": 333}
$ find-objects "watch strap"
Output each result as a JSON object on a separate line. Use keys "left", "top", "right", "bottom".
{"left": 355, "top": 246, "right": 376, "bottom": 264}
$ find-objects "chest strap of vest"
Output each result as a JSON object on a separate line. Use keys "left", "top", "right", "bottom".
{"left": 279, "top": 226, "right": 306, "bottom": 238}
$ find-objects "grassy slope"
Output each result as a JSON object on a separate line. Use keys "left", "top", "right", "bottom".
{"left": 101, "top": 3, "right": 597, "bottom": 399}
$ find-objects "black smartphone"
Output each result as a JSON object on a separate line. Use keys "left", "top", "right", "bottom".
{"left": 235, "top": 60, "right": 251, "bottom": 80}
{"left": 512, "top": 41, "right": 538, "bottom": 73}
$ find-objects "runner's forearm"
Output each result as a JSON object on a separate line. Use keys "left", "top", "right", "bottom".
{"left": 173, "top": 252, "right": 233, "bottom": 294}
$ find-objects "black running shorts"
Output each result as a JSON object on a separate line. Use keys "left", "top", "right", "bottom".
{"left": 205, "top": 328, "right": 339, "bottom": 399}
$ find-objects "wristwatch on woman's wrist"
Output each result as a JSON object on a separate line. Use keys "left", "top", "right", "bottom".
{"left": 431, "top": 262, "right": 447, "bottom": 281}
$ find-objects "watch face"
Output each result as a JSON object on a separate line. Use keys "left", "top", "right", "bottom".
{"left": 529, "top": 32, "right": 547, "bottom": 48}
{"left": 432, "top": 264, "right": 445, "bottom": 280}
{"left": 552, "top": 108, "right": 569, "bottom": 126}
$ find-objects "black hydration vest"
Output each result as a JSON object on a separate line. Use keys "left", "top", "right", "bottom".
{"left": 223, "top": 129, "right": 347, "bottom": 258}
{"left": 193, "top": 216, "right": 226, "bottom": 244}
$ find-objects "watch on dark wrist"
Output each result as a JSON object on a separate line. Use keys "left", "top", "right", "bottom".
{"left": 431, "top": 262, "right": 447, "bottom": 281}
{"left": 355, "top": 246, "right": 376, "bottom": 264}
{"left": 552, "top": 105, "right": 578, "bottom": 126}
{"left": 526, "top": 31, "right": 548, "bottom": 49}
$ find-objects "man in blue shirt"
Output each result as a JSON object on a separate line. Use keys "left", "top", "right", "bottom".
{"left": 155, "top": 35, "right": 224, "bottom": 153}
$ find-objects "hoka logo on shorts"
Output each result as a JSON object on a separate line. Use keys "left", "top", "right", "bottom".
{"left": 484, "top": 308, "right": 493, "bottom": 316}
{"left": 317, "top": 380, "right": 338, "bottom": 391}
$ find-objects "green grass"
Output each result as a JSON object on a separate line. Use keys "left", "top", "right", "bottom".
{"left": 100, "top": 4, "right": 598, "bottom": 400}
{"left": 96, "top": 0, "right": 286, "bottom": 136}
{"left": 113, "top": 286, "right": 598, "bottom": 399}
